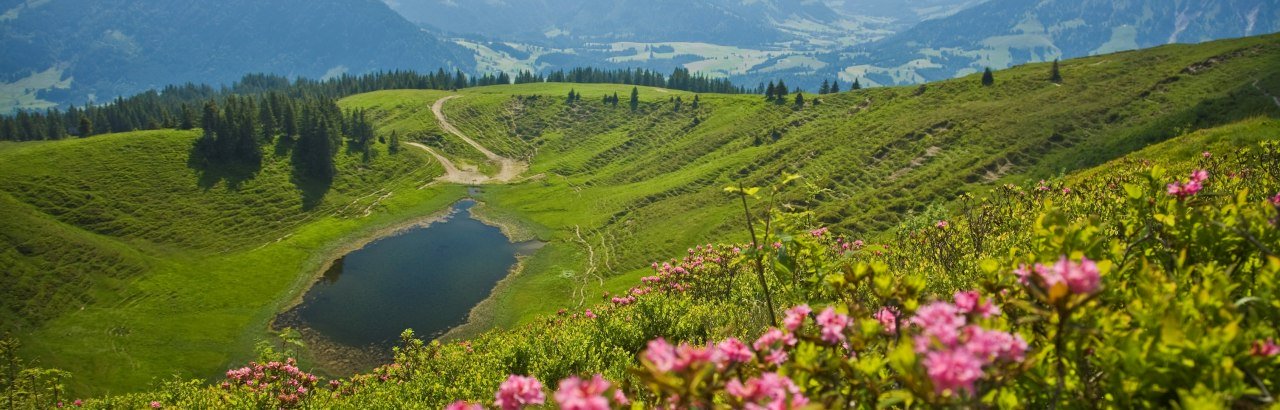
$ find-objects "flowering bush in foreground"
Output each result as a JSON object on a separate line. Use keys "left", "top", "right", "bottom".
{"left": 420, "top": 141, "right": 1276, "bottom": 409}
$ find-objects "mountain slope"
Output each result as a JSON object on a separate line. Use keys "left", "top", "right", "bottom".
{"left": 841, "top": 0, "right": 1280, "bottom": 85}
{"left": 36, "top": 115, "right": 1280, "bottom": 410}
{"left": 0, "top": 0, "right": 473, "bottom": 112}
{"left": 825, "top": 0, "right": 989, "bottom": 27}
{"left": 387, "top": 0, "right": 848, "bottom": 46}
{"left": 0, "top": 129, "right": 463, "bottom": 394}
{"left": 4, "top": 32, "right": 1278, "bottom": 395}
{"left": 353, "top": 33, "right": 1280, "bottom": 330}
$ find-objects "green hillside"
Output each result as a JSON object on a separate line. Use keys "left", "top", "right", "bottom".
{"left": 0, "top": 130, "right": 465, "bottom": 394}
{"left": 348, "top": 34, "right": 1280, "bottom": 333}
{"left": 1, "top": 33, "right": 1278, "bottom": 398}
{"left": 25, "top": 114, "right": 1280, "bottom": 409}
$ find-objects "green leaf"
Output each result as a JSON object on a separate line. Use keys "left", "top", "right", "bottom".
{"left": 878, "top": 389, "right": 913, "bottom": 408}
{"left": 1123, "top": 183, "right": 1143, "bottom": 199}
{"left": 979, "top": 258, "right": 1000, "bottom": 274}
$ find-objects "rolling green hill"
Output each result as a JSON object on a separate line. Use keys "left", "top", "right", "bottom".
{"left": 0, "top": 130, "right": 465, "bottom": 394}
{"left": 26, "top": 109, "right": 1280, "bottom": 410}
{"left": 353, "top": 33, "right": 1280, "bottom": 333}
{"left": 1, "top": 33, "right": 1278, "bottom": 397}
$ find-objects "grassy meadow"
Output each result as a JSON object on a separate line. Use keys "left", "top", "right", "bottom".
{"left": 1, "top": 33, "right": 1278, "bottom": 397}
{"left": 0, "top": 129, "right": 466, "bottom": 394}
{"left": 400, "top": 34, "right": 1280, "bottom": 331}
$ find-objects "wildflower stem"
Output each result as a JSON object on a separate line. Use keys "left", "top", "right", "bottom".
{"left": 1052, "top": 309, "right": 1068, "bottom": 409}
{"left": 738, "top": 183, "right": 778, "bottom": 327}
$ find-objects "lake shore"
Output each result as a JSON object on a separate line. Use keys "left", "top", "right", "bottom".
{"left": 271, "top": 195, "right": 546, "bottom": 375}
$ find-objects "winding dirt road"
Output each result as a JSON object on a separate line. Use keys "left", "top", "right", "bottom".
{"left": 430, "top": 96, "right": 527, "bottom": 183}
{"left": 406, "top": 142, "right": 491, "bottom": 185}
{"left": 408, "top": 96, "right": 529, "bottom": 185}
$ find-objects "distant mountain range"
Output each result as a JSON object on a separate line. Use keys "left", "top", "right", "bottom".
{"left": 2, "top": 0, "right": 1277, "bottom": 112}
{"left": 385, "top": 0, "right": 861, "bottom": 47}
{"left": 0, "top": 0, "right": 470, "bottom": 112}
{"left": 825, "top": 0, "right": 990, "bottom": 27}
{"left": 840, "top": 0, "right": 1280, "bottom": 85}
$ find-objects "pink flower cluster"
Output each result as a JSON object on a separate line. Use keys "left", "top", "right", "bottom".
{"left": 555, "top": 374, "right": 627, "bottom": 410}
{"left": 446, "top": 402, "right": 484, "bottom": 410}
{"left": 911, "top": 292, "right": 1026, "bottom": 395}
{"left": 935, "top": 220, "right": 949, "bottom": 229}
{"left": 644, "top": 337, "right": 755, "bottom": 373}
{"left": 494, "top": 375, "right": 545, "bottom": 410}
{"left": 953, "top": 290, "right": 1001, "bottom": 318}
{"left": 453, "top": 374, "right": 625, "bottom": 410}
{"left": 726, "top": 372, "right": 809, "bottom": 410}
{"left": 609, "top": 295, "right": 637, "bottom": 306}
{"left": 833, "top": 237, "right": 866, "bottom": 252}
{"left": 643, "top": 244, "right": 737, "bottom": 295}
{"left": 815, "top": 307, "right": 852, "bottom": 345}
{"left": 1015, "top": 256, "right": 1102, "bottom": 296}
{"left": 752, "top": 328, "right": 797, "bottom": 366}
{"left": 782, "top": 305, "right": 811, "bottom": 332}
{"left": 1166, "top": 169, "right": 1209, "bottom": 199}
{"left": 222, "top": 359, "right": 318, "bottom": 408}
{"left": 1252, "top": 338, "right": 1280, "bottom": 357}
{"left": 1272, "top": 192, "right": 1280, "bottom": 206}
{"left": 810, "top": 227, "right": 829, "bottom": 237}
{"left": 874, "top": 307, "right": 899, "bottom": 334}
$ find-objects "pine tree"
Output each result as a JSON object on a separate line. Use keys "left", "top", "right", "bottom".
{"left": 630, "top": 87, "right": 640, "bottom": 111}
{"left": 765, "top": 81, "right": 776, "bottom": 100}
{"left": 852, "top": 78, "right": 862, "bottom": 90}
{"left": 201, "top": 100, "right": 219, "bottom": 137}
{"left": 259, "top": 101, "right": 277, "bottom": 142}
{"left": 453, "top": 70, "right": 468, "bottom": 90}
{"left": 612, "top": 92, "right": 620, "bottom": 107}
{"left": 692, "top": 95, "right": 700, "bottom": 109}
{"left": 794, "top": 92, "right": 805, "bottom": 107}
{"left": 567, "top": 89, "right": 576, "bottom": 104}
{"left": 830, "top": 81, "right": 840, "bottom": 94}
{"left": 775, "top": 80, "right": 789, "bottom": 102}
{"left": 819, "top": 80, "right": 830, "bottom": 95}
{"left": 45, "top": 111, "right": 65, "bottom": 139}
{"left": 2, "top": 118, "right": 17, "bottom": 140}
{"left": 77, "top": 116, "right": 92, "bottom": 137}
{"left": 982, "top": 67, "right": 995, "bottom": 86}
{"left": 179, "top": 104, "right": 196, "bottom": 130}
{"left": 283, "top": 102, "right": 299, "bottom": 138}
{"left": 1050, "top": 59, "right": 1063, "bottom": 83}
{"left": 295, "top": 103, "right": 336, "bottom": 181}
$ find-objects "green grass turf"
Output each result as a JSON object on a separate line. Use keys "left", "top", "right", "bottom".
{"left": 421, "top": 34, "right": 1280, "bottom": 329}
{"left": 0, "top": 129, "right": 466, "bottom": 394}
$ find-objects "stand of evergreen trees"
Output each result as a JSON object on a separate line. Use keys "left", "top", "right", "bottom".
{"left": 517, "top": 67, "right": 745, "bottom": 94}
{"left": 0, "top": 69, "right": 477, "bottom": 142}
{"left": 0, "top": 66, "right": 745, "bottom": 142}
{"left": 188, "top": 92, "right": 377, "bottom": 182}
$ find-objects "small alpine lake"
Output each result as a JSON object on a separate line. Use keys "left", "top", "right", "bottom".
{"left": 275, "top": 199, "right": 541, "bottom": 370}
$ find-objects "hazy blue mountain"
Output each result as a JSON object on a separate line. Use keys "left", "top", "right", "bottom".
{"left": 385, "top": 0, "right": 852, "bottom": 47}
{"left": 826, "top": 0, "right": 989, "bottom": 26}
{"left": 839, "top": 0, "right": 1280, "bottom": 85}
{"left": 0, "top": 0, "right": 473, "bottom": 112}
